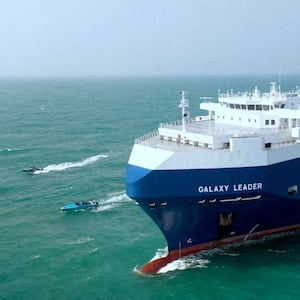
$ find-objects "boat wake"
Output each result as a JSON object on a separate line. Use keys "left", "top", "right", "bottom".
{"left": 34, "top": 154, "right": 108, "bottom": 174}
{"left": 93, "top": 191, "right": 131, "bottom": 212}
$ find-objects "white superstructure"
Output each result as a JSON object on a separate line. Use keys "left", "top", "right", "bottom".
{"left": 155, "top": 82, "right": 300, "bottom": 149}
{"left": 130, "top": 83, "right": 300, "bottom": 170}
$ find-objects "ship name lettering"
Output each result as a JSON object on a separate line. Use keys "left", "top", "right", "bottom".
{"left": 198, "top": 183, "right": 263, "bottom": 194}
{"left": 198, "top": 185, "right": 229, "bottom": 193}
{"left": 233, "top": 182, "right": 263, "bottom": 192}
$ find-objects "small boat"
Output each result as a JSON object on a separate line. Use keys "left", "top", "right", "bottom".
{"left": 22, "top": 166, "right": 43, "bottom": 173}
{"left": 60, "top": 200, "right": 99, "bottom": 211}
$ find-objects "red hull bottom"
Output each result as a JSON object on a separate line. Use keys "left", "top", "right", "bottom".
{"left": 140, "top": 224, "right": 300, "bottom": 274}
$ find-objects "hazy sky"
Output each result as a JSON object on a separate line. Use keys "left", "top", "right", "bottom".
{"left": 1, "top": 0, "right": 300, "bottom": 77}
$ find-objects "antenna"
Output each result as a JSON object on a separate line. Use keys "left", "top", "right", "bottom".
{"left": 278, "top": 63, "right": 282, "bottom": 94}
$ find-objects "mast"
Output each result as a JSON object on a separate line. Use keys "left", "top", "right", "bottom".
{"left": 178, "top": 91, "right": 189, "bottom": 134}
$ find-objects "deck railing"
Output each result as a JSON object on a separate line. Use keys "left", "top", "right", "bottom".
{"left": 272, "top": 139, "right": 297, "bottom": 148}
{"left": 159, "top": 117, "right": 197, "bottom": 128}
{"left": 134, "top": 118, "right": 198, "bottom": 144}
{"left": 134, "top": 120, "right": 297, "bottom": 150}
{"left": 134, "top": 130, "right": 159, "bottom": 144}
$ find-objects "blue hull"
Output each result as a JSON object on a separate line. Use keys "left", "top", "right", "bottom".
{"left": 126, "top": 158, "right": 300, "bottom": 272}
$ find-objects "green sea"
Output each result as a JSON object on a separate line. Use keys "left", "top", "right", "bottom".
{"left": 1, "top": 76, "right": 300, "bottom": 300}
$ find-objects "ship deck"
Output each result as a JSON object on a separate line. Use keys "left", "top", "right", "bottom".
{"left": 136, "top": 119, "right": 295, "bottom": 151}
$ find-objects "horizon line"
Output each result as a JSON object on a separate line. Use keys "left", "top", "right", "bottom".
{"left": 0, "top": 73, "right": 300, "bottom": 79}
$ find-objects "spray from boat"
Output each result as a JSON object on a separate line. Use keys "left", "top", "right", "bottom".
{"left": 25, "top": 154, "right": 108, "bottom": 174}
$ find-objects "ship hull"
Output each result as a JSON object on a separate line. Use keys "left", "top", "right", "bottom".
{"left": 126, "top": 158, "right": 300, "bottom": 273}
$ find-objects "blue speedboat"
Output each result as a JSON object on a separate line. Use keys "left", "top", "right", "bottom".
{"left": 60, "top": 200, "right": 99, "bottom": 211}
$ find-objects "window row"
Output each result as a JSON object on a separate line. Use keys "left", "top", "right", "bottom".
{"left": 216, "top": 115, "right": 276, "bottom": 126}
{"left": 223, "top": 103, "right": 274, "bottom": 111}
{"left": 265, "top": 120, "right": 276, "bottom": 125}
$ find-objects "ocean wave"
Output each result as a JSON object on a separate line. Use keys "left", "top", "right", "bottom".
{"left": 0, "top": 148, "right": 22, "bottom": 153}
{"left": 29, "top": 254, "right": 41, "bottom": 260}
{"left": 89, "top": 247, "right": 98, "bottom": 254}
{"left": 63, "top": 237, "right": 94, "bottom": 245}
{"left": 34, "top": 154, "right": 108, "bottom": 174}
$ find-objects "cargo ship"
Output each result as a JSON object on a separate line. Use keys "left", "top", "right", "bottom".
{"left": 125, "top": 82, "right": 300, "bottom": 274}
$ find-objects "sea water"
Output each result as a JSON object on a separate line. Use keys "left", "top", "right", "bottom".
{"left": 1, "top": 76, "right": 300, "bottom": 300}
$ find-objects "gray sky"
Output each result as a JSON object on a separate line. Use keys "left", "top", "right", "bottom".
{"left": 1, "top": 0, "right": 300, "bottom": 77}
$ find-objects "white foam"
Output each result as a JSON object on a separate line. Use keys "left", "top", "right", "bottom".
{"left": 95, "top": 204, "right": 116, "bottom": 212}
{"left": 29, "top": 254, "right": 41, "bottom": 260}
{"left": 89, "top": 248, "right": 98, "bottom": 254}
{"left": 93, "top": 191, "right": 130, "bottom": 212}
{"left": 133, "top": 266, "right": 157, "bottom": 277}
{"left": 268, "top": 249, "right": 287, "bottom": 253}
{"left": 157, "top": 255, "right": 210, "bottom": 274}
{"left": 144, "top": 247, "right": 210, "bottom": 274}
{"left": 150, "top": 247, "right": 168, "bottom": 261}
{"left": 34, "top": 154, "right": 108, "bottom": 174}
{"left": 104, "top": 191, "right": 131, "bottom": 204}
